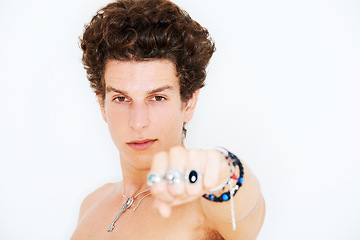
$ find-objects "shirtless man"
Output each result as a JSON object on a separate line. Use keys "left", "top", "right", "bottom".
{"left": 71, "top": 0, "right": 265, "bottom": 239}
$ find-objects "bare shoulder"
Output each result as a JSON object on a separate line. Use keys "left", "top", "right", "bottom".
{"left": 77, "top": 182, "right": 118, "bottom": 223}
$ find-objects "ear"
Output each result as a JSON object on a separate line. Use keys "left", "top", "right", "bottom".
{"left": 184, "top": 89, "right": 200, "bottom": 123}
{"left": 96, "top": 95, "right": 107, "bottom": 123}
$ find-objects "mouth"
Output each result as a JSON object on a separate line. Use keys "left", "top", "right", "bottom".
{"left": 127, "top": 139, "right": 157, "bottom": 151}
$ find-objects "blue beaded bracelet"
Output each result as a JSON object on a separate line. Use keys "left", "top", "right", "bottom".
{"left": 202, "top": 150, "right": 244, "bottom": 202}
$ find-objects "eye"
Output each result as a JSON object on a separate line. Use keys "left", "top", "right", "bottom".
{"left": 151, "top": 96, "right": 166, "bottom": 102}
{"left": 113, "top": 96, "right": 129, "bottom": 102}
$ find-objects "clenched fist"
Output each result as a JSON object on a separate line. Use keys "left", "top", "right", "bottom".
{"left": 149, "top": 146, "right": 230, "bottom": 217}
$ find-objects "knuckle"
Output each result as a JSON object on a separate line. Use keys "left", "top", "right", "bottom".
{"left": 169, "top": 146, "right": 185, "bottom": 155}
{"left": 188, "top": 149, "right": 201, "bottom": 159}
{"left": 206, "top": 150, "right": 220, "bottom": 162}
{"left": 154, "top": 151, "right": 167, "bottom": 160}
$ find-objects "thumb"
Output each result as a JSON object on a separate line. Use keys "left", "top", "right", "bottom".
{"left": 154, "top": 199, "right": 172, "bottom": 218}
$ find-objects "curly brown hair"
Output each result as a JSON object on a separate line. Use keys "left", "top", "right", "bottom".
{"left": 80, "top": 0, "right": 215, "bottom": 103}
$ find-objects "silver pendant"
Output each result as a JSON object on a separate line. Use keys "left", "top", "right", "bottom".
{"left": 107, "top": 197, "right": 134, "bottom": 232}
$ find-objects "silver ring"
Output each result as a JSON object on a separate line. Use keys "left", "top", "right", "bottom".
{"left": 147, "top": 172, "right": 162, "bottom": 186}
{"left": 186, "top": 169, "right": 201, "bottom": 184}
{"left": 165, "top": 168, "right": 183, "bottom": 184}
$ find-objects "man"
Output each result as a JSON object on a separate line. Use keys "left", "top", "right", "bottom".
{"left": 71, "top": 0, "right": 265, "bottom": 239}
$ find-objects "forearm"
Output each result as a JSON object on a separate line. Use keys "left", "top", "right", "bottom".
{"left": 200, "top": 159, "right": 264, "bottom": 236}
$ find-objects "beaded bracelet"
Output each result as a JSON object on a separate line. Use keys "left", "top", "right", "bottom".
{"left": 202, "top": 150, "right": 244, "bottom": 202}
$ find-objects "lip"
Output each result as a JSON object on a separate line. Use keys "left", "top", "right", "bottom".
{"left": 127, "top": 139, "right": 157, "bottom": 151}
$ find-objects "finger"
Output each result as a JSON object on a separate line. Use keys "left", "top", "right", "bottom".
{"left": 166, "top": 146, "right": 187, "bottom": 197}
{"left": 203, "top": 150, "right": 222, "bottom": 189}
{"left": 185, "top": 149, "right": 205, "bottom": 196}
{"left": 151, "top": 151, "right": 174, "bottom": 202}
{"left": 153, "top": 199, "right": 172, "bottom": 218}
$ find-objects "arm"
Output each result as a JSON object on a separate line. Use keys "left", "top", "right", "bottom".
{"left": 201, "top": 162, "right": 266, "bottom": 240}
{"left": 150, "top": 146, "right": 265, "bottom": 239}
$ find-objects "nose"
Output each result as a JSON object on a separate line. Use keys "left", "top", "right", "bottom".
{"left": 128, "top": 101, "right": 150, "bottom": 131}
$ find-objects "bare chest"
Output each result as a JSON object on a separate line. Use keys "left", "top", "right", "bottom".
{"left": 71, "top": 196, "right": 223, "bottom": 240}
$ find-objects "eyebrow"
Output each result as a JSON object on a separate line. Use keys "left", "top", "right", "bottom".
{"left": 106, "top": 85, "right": 175, "bottom": 95}
{"left": 147, "top": 85, "right": 174, "bottom": 95}
{"left": 106, "top": 86, "right": 128, "bottom": 95}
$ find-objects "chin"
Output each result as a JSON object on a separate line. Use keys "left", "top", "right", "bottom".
{"left": 119, "top": 148, "right": 153, "bottom": 168}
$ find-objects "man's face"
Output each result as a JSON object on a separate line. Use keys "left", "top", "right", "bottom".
{"left": 99, "top": 59, "right": 198, "bottom": 170}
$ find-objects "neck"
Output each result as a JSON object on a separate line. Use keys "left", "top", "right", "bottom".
{"left": 122, "top": 181, "right": 150, "bottom": 198}
{"left": 120, "top": 157, "right": 151, "bottom": 198}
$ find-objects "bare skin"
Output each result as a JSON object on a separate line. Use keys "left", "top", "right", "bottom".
{"left": 71, "top": 60, "right": 265, "bottom": 240}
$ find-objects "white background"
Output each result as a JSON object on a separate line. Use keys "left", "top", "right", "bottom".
{"left": 0, "top": 0, "right": 359, "bottom": 239}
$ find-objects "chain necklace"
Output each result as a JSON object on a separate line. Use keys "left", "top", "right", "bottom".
{"left": 107, "top": 187, "right": 152, "bottom": 232}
